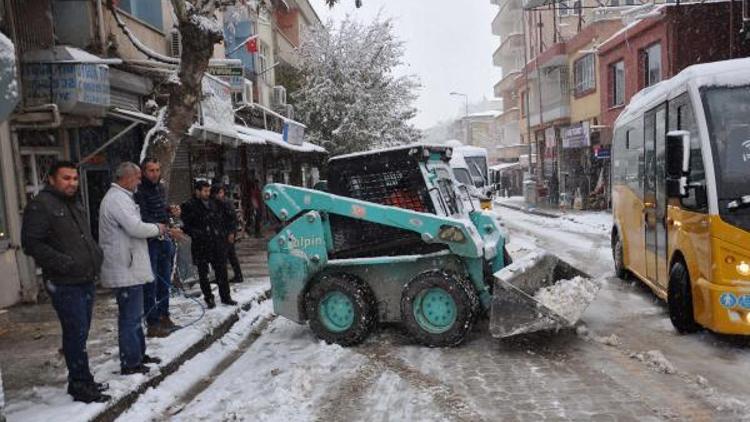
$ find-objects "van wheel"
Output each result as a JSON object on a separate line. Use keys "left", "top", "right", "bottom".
{"left": 668, "top": 261, "right": 701, "bottom": 334}
{"left": 401, "top": 271, "right": 479, "bottom": 347}
{"left": 305, "top": 273, "right": 377, "bottom": 346}
{"left": 613, "top": 233, "right": 628, "bottom": 280}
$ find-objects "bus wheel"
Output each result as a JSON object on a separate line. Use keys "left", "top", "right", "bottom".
{"left": 668, "top": 261, "right": 701, "bottom": 334}
{"left": 613, "top": 234, "right": 628, "bottom": 280}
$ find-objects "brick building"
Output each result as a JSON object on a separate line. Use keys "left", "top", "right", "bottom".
{"left": 598, "top": 2, "right": 750, "bottom": 136}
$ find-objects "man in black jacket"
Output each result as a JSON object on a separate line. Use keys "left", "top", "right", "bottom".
{"left": 134, "top": 158, "right": 184, "bottom": 338}
{"left": 181, "top": 180, "right": 237, "bottom": 308}
{"left": 21, "top": 161, "right": 110, "bottom": 404}
{"left": 210, "top": 183, "right": 243, "bottom": 284}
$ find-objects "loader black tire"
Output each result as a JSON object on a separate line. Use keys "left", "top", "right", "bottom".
{"left": 668, "top": 261, "right": 701, "bottom": 334}
{"left": 503, "top": 246, "right": 513, "bottom": 266}
{"left": 400, "top": 271, "right": 479, "bottom": 347}
{"left": 305, "top": 273, "right": 377, "bottom": 346}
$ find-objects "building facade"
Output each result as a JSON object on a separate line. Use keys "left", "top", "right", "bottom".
{"left": 0, "top": 0, "right": 324, "bottom": 307}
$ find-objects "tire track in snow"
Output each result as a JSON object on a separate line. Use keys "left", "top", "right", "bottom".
{"left": 315, "top": 339, "right": 486, "bottom": 422}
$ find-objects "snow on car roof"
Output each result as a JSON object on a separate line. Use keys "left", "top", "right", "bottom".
{"left": 615, "top": 58, "right": 750, "bottom": 127}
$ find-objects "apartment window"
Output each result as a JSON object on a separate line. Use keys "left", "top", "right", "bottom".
{"left": 118, "top": 0, "right": 164, "bottom": 30}
{"left": 257, "top": 41, "right": 271, "bottom": 84}
{"left": 574, "top": 54, "right": 595, "bottom": 96}
{"left": 611, "top": 60, "right": 625, "bottom": 107}
{"left": 558, "top": 0, "right": 571, "bottom": 16}
{"left": 643, "top": 43, "right": 662, "bottom": 87}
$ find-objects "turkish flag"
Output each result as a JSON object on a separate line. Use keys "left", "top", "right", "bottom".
{"left": 246, "top": 38, "right": 258, "bottom": 54}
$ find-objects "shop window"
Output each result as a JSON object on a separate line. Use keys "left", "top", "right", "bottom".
{"left": 610, "top": 60, "right": 625, "bottom": 107}
{"left": 118, "top": 0, "right": 164, "bottom": 30}
{"left": 643, "top": 43, "right": 662, "bottom": 88}
{"left": 574, "top": 54, "right": 595, "bottom": 96}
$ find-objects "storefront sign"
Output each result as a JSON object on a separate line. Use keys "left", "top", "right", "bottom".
{"left": 562, "top": 122, "right": 590, "bottom": 149}
{"left": 208, "top": 60, "right": 244, "bottom": 93}
{"left": 22, "top": 63, "right": 110, "bottom": 116}
{"left": 594, "top": 145, "right": 611, "bottom": 159}
{"left": 283, "top": 120, "right": 305, "bottom": 146}
{"left": 201, "top": 74, "right": 235, "bottom": 133}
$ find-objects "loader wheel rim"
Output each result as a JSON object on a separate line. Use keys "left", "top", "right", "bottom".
{"left": 319, "top": 291, "right": 355, "bottom": 333}
{"left": 413, "top": 288, "right": 457, "bottom": 334}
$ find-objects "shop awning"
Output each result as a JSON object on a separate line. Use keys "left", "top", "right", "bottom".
{"left": 23, "top": 46, "right": 122, "bottom": 65}
{"left": 235, "top": 125, "right": 327, "bottom": 154}
{"left": 109, "top": 107, "right": 158, "bottom": 124}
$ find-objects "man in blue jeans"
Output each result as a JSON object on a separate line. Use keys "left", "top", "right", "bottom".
{"left": 135, "top": 158, "right": 184, "bottom": 337}
{"left": 21, "top": 161, "right": 110, "bottom": 403}
{"left": 99, "top": 162, "right": 174, "bottom": 375}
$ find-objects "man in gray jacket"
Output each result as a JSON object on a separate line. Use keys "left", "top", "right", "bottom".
{"left": 22, "top": 161, "right": 110, "bottom": 403}
{"left": 99, "top": 162, "right": 170, "bottom": 375}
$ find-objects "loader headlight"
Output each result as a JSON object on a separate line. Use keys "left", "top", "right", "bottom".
{"left": 438, "top": 225, "right": 466, "bottom": 243}
{"left": 737, "top": 261, "right": 750, "bottom": 277}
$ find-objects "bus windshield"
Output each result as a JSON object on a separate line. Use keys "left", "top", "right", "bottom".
{"left": 702, "top": 85, "right": 750, "bottom": 229}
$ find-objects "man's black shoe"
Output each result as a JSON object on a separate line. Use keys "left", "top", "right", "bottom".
{"left": 221, "top": 298, "right": 238, "bottom": 306}
{"left": 230, "top": 277, "right": 243, "bottom": 284}
{"left": 68, "top": 382, "right": 111, "bottom": 403}
{"left": 206, "top": 297, "right": 216, "bottom": 309}
{"left": 121, "top": 364, "right": 151, "bottom": 375}
{"left": 142, "top": 354, "right": 162, "bottom": 365}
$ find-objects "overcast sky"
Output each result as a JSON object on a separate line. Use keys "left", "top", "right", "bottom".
{"left": 309, "top": 0, "right": 502, "bottom": 129}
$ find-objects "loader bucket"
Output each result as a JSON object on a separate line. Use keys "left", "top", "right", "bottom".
{"left": 489, "top": 251, "right": 601, "bottom": 338}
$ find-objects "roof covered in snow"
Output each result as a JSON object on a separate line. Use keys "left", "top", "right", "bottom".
{"left": 615, "top": 57, "right": 750, "bottom": 127}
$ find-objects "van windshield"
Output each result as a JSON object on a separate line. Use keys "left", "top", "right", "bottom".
{"left": 702, "top": 85, "right": 750, "bottom": 229}
{"left": 453, "top": 168, "right": 473, "bottom": 186}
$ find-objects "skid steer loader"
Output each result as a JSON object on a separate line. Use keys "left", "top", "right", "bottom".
{"left": 264, "top": 145, "right": 599, "bottom": 347}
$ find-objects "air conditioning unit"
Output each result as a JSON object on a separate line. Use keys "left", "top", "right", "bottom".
{"left": 233, "top": 79, "right": 254, "bottom": 106}
{"left": 169, "top": 29, "right": 182, "bottom": 58}
{"left": 273, "top": 85, "right": 287, "bottom": 107}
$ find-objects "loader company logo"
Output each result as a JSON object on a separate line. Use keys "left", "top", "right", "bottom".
{"left": 291, "top": 236, "right": 324, "bottom": 249}
{"left": 719, "top": 292, "right": 737, "bottom": 309}
{"left": 738, "top": 294, "right": 750, "bottom": 310}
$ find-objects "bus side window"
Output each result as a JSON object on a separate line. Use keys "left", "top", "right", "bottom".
{"left": 674, "top": 97, "right": 707, "bottom": 211}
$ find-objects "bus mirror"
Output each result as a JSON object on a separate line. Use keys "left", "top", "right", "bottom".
{"left": 666, "top": 131, "right": 691, "bottom": 198}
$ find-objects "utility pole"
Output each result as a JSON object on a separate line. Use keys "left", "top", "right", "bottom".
{"left": 450, "top": 92, "right": 470, "bottom": 145}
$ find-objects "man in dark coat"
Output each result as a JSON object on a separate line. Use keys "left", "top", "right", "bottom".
{"left": 21, "top": 161, "right": 110, "bottom": 403}
{"left": 211, "top": 183, "right": 243, "bottom": 284}
{"left": 181, "top": 180, "right": 237, "bottom": 308}
{"left": 134, "top": 158, "right": 184, "bottom": 338}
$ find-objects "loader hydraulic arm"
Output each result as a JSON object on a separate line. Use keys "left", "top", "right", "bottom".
{"left": 263, "top": 183, "right": 483, "bottom": 259}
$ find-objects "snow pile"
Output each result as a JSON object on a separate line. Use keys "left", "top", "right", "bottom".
{"left": 534, "top": 276, "right": 601, "bottom": 324}
{"left": 629, "top": 350, "right": 676, "bottom": 374}
{"left": 594, "top": 333, "right": 622, "bottom": 347}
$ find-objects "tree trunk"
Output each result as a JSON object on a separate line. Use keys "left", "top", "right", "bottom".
{"left": 145, "top": 3, "right": 222, "bottom": 189}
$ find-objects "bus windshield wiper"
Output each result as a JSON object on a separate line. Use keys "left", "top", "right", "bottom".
{"left": 727, "top": 195, "right": 750, "bottom": 211}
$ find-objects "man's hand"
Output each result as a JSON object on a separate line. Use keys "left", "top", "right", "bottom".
{"left": 228, "top": 233, "right": 235, "bottom": 244}
{"left": 169, "top": 227, "right": 185, "bottom": 242}
{"left": 157, "top": 223, "right": 167, "bottom": 235}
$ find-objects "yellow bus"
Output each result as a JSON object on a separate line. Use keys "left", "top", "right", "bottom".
{"left": 611, "top": 59, "right": 750, "bottom": 335}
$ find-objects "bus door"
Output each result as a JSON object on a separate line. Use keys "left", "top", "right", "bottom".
{"left": 644, "top": 104, "right": 669, "bottom": 287}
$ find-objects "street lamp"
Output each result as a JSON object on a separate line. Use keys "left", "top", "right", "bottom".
{"left": 449, "top": 92, "right": 470, "bottom": 145}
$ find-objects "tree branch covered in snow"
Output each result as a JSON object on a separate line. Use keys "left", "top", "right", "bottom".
{"left": 293, "top": 16, "right": 420, "bottom": 156}
{"left": 325, "top": 0, "right": 363, "bottom": 7}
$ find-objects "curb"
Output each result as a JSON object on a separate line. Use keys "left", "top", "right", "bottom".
{"left": 494, "top": 202, "right": 561, "bottom": 219}
{"left": 92, "top": 288, "right": 272, "bottom": 422}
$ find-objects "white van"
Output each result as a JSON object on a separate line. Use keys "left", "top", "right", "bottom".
{"left": 445, "top": 140, "right": 491, "bottom": 209}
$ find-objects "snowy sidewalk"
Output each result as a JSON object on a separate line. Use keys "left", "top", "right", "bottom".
{"left": 0, "top": 237, "right": 272, "bottom": 422}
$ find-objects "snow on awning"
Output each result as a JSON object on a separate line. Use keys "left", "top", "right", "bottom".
{"left": 490, "top": 162, "right": 521, "bottom": 172}
{"left": 109, "top": 108, "right": 157, "bottom": 124}
{"left": 23, "top": 46, "right": 122, "bottom": 64}
{"left": 235, "top": 125, "right": 326, "bottom": 153}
